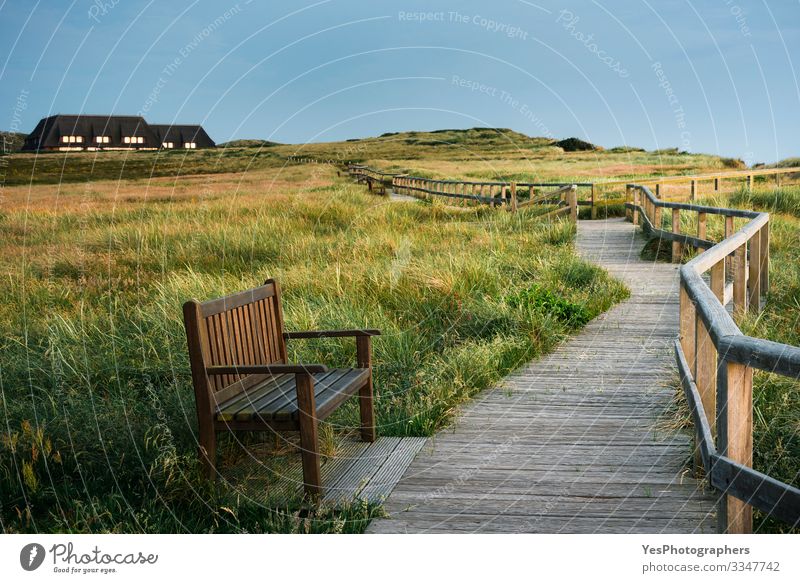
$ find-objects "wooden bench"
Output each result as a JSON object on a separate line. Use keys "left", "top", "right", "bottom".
{"left": 182, "top": 278, "right": 379, "bottom": 497}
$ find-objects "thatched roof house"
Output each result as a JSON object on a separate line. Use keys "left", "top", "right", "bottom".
{"left": 149, "top": 124, "right": 215, "bottom": 149}
{"left": 21, "top": 114, "right": 214, "bottom": 151}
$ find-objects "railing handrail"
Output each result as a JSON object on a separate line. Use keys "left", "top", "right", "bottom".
{"left": 347, "top": 165, "right": 579, "bottom": 219}
{"left": 601, "top": 166, "right": 800, "bottom": 187}
{"left": 627, "top": 183, "right": 800, "bottom": 533}
{"left": 347, "top": 164, "right": 592, "bottom": 187}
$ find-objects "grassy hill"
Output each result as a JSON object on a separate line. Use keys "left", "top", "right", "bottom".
{"left": 3, "top": 127, "right": 744, "bottom": 186}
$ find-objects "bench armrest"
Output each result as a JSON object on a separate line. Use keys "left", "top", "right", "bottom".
{"left": 283, "top": 329, "right": 381, "bottom": 339}
{"left": 206, "top": 364, "right": 327, "bottom": 375}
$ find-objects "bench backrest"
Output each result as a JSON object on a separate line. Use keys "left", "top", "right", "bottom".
{"left": 183, "top": 279, "right": 288, "bottom": 407}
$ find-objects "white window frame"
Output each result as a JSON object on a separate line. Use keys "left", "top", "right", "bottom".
{"left": 124, "top": 136, "right": 131, "bottom": 144}
{"left": 184, "top": 142, "right": 196, "bottom": 149}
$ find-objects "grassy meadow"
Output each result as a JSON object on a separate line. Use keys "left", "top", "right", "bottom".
{"left": 0, "top": 160, "right": 630, "bottom": 533}
{"left": 2, "top": 128, "right": 796, "bottom": 534}
{"left": 5, "top": 127, "right": 743, "bottom": 187}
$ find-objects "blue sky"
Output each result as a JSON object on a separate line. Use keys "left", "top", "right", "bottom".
{"left": 1, "top": 0, "right": 798, "bottom": 163}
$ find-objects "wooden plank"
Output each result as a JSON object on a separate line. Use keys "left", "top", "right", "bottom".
{"left": 359, "top": 438, "right": 427, "bottom": 503}
{"left": 323, "top": 438, "right": 401, "bottom": 504}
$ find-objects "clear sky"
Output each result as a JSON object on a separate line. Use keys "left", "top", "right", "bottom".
{"left": 1, "top": 0, "right": 798, "bottom": 163}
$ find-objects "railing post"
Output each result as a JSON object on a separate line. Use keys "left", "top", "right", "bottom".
{"left": 625, "top": 186, "right": 631, "bottom": 221}
{"left": 568, "top": 185, "right": 578, "bottom": 224}
{"left": 760, "top": 221, "right": 769, "bottom": 296}
{"left": 733, "top": 243, "right": 747, "bottom": 314}
{"left": 695, "top": 316, "right": 717, "bottom": 472}
{"left": 679, "top": 280, "right": 697, "bottom": 376}
{"left": 725, "top": 216, "right": 734, "bottom": 277}
{"left": 716, "top": 359, "right": 754, "bottom": 534}
{"left": 632, "top": 188, "right": 639, "bottom": 225}
{"left": 671, "top": 208, "right": 681, "bottom": 262}
{"left": 697, "top": 212, "right": 707, "bottom": 254}
{"left": 656, "top": 183, "right": 661, "bottom": 198}
{"left": 591, "top": 184, "right": 597, "bottom": 219}
{"left": 748, "top": 232, "right": 761, "bottom": 313}
{"left": 653, "top": 203, "right": 662, "bottom": 231}
{"left": 510, "top": 182, "right": 518, "bottom": 213}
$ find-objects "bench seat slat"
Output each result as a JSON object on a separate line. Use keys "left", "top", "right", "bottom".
{"left": 228, "top": 370, "right": 337, "bottom": 421}
{"left": 270, "top": 368, "right": 352, "bottom": 417}
{"left": 213, "top": 373, "right": 292, "bottom": 413}
{"left": 215, "top": 368, "right": 368, "bottom": 423}
{"left": 305, "top": 368, "right": 370, "bottom": 421}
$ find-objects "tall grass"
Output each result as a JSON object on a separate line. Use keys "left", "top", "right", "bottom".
{"left": 0, "top": 170, "right": 627, "bottom": 533}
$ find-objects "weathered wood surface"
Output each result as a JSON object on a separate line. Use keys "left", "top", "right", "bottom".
{"left": 222, "top": 436, "right": 426, "bottom": 506}
{"left": 368, "top": 218, "right": 717, "bottom": 533}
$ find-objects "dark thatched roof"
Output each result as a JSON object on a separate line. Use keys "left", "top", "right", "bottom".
{"left": 21, "top": 115, "right": 214, "bottom": 151}
{"left": 149, "top": 124, "right": 215, "bottom": 148}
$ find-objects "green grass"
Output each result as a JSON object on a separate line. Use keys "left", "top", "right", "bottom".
{"left": 3, "top": 146, "right": 284, "bottom": 186}
{"left": 0, "top": 172, "right": 628, "bottom": 533}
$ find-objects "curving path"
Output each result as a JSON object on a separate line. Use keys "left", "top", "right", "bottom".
{"left": 367, "top": 218, "right": 717, "bottom": 533}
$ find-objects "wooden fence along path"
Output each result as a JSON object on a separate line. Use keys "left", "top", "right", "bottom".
{"left": 344, "top": 162, "right": 800, "bottom": 216}
{"left": 340, "top": 165, "right": 800, "bottom": 533}
{"left": 368, "top": 218, "right": 717, "bottom": 533}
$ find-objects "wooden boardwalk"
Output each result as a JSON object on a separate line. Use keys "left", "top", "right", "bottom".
{"left": 368, "top": 218, "right": 717, "bottom": 533}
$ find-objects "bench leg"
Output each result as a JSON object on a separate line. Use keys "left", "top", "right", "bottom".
{"left": 296, "top": 373, "right": 322, "bottom": 498}
{"left": 357, "top": 336, "right": 377, "bottom": 442}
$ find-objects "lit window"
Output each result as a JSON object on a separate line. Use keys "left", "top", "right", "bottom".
{"left": 162, "top": 142, "right": 174, "bottom": 149}
{"left": 136, "top": 136, "right": 144, "bottom": 144}
{"left": 124, "top": 136, "right": 131, "bottom": 144}
{"left": 62, "top": 136, "right": 69, "bottom": 143}
{"left": 184, "top": 142, "right": 196, "bottom": 149}
{"left": 95, "top": 136, "right": 110, "bottom": 144}
{"left": 76, "top": 136, "right": 83, "bottom": 143}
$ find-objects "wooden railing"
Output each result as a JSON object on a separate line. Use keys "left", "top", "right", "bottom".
{"left": 287, "top": 155, "right": 348, "bottom": 165}
{"left": 601, "top": 167, "right": 800, "bottom": 202}
{"left": 347, "top": 165, "right": 580, "bottom": 220}
{"left": 626, "top": 184, "right": 800, "bottom": 533}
